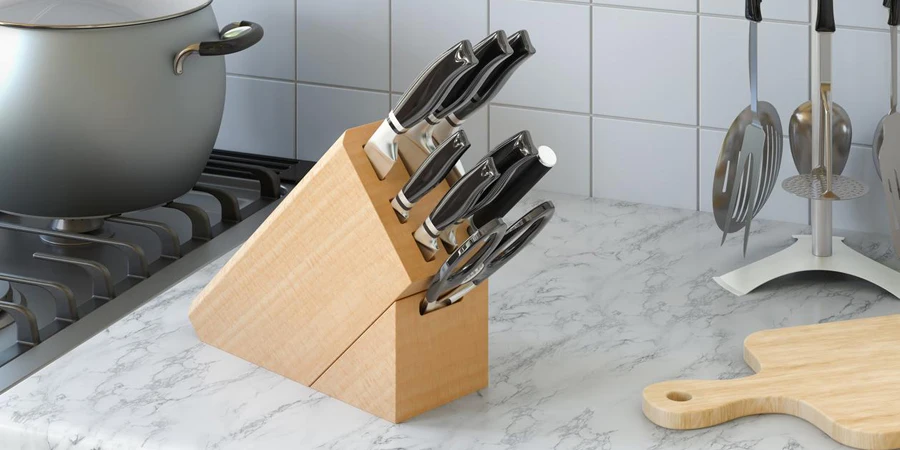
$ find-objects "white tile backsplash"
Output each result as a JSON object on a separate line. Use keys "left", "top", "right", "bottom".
{"left": 491, "top": 105, "right": 591, "bottom": 196}
{"left": 297, "top": 0, "right": 390, "bottom": 90}
{"left": 490, "top": 0, "right": 591, "bottom": 113}
{"left": 392, "top": 0, "right": 488, "bottom": 94}
{"left": 593, "top": 6, "right": 697, "bottom": 125}
{"left": 593, "top": 118, "right": 697, "bottom": 210}
{"left": 699, "top": 17, "right": 809, "bottom": 132}
{"left": 214, "top": 0, "right": 895, "bottom": 236}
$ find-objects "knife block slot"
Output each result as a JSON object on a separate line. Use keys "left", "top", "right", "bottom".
{"left": 189, "top": 121, "right": 488, "bottom": 423}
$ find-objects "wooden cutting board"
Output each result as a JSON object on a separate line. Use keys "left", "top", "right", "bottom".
{"left": 643, "top": 315, "right": 900, "bottom": 450}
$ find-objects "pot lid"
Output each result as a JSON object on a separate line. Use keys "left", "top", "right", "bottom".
{"left": 0, "top": 0, "right": 212, "bottom": 28}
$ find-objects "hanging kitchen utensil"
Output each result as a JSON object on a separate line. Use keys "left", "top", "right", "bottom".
{"left": 713, "top": 0, "right": 782, "bottom": 257}
{"left": 783, "top": 0, "right": 868, "bottom": 202}
{"left": 874, "top": 0, "right": 900, "bottom": 180}
{"left": 788, "top": 1, "right": 852, "bottom": 176}
{"left": 878, "top": 0, "right": 900, "bottom": 254}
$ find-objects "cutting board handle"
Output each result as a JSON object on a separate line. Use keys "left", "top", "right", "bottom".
{"left": 642, "top": 375, "right": 785, "bottom": 430}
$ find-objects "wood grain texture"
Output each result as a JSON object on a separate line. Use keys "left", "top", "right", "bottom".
{"left": 189, "top": 121, "right": 456, "bottom": 386}
{"left": 313, "top": 283, "right": 489, "bottom": 423}
{"left": 643, "top": 315, "right": 900, "bottom": 450}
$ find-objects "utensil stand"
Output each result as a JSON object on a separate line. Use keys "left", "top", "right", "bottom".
{"left": 188, "top": 121, "right": 489, "bottom": 423}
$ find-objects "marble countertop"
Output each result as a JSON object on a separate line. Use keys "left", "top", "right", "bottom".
{"left": 2, "top": 191, "right": 899, "bottom": 450}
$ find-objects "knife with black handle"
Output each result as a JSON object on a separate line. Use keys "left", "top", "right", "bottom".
{"left": 391, "top": 130, "right": 471, "bottom": 223}
{"left": 431, "top": 30, "right": 536, "bottom": 144}
{"left": 471, "top": 145, "right": 557, "bottom": 229}
{"left": 414, "top": 157, "right": 499, "bottom": 260}
{"left": 439, "top": 130, "right": 537, "bottom": 249}
{"left": 365, "top": 40, "right": 477, "bottom": 180}
{"left": 407, "top": 31, "right": 513, "bottom": 151}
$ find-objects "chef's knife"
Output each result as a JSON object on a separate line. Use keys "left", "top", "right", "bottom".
{"left": 364, "top": 40, "right": 477, "bottom": 179}
{"left": 391, "top": 130, "right": 471, "bottom": 223}
{"left": 439, "top": 130, "right": 537, "bottom": 249}
{"left": 431, "top": 30, "right": 536, "bottom": 144}
{"left": 407, "top": 31, "right": 513, "bottom": 152}
{"left": 414, "top": 157, "right": 499, "bottom": 260}
{"left": 471, "top": 145, "right": 556, "bottom": 229}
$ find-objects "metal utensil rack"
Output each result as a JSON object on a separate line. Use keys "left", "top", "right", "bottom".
{"left": 714, "top": 27, "right": 900, "bottom": 299}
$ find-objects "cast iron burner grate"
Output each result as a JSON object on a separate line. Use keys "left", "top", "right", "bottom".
{"left": 0, "top": 150, "right": 313, "bottom": 393}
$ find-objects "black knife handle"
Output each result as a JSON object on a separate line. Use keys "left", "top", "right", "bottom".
{"left": 452, "top": 30, "right": 536, "bottom": 122}
{"left": 433, "top": 31, "right": 513, "bottom": 120}
{"left": 890, "top": 0, "right": 900, "bottom": 26}
{"left": 746, "top": 0, "right": 762, "bottom": 22}
{"left": 487, "top": 130, "right": 537, "bottom": 172}
{"left": 401, "top": 131, "right": 471, "bottom": 204}
{"left": 393, "top": 40, "right": 478, "bottom": 131}
{"left": 472, "top": 146, "right": 555, "bottom": 229}
{"left": 430, "top": 158, "right": 499, "bottom": 230}
{"left": 816, "top": 0, "right": 835, "bottom": 32}
{"left": 470, "top": 154, "right": 538, "bottom": 215}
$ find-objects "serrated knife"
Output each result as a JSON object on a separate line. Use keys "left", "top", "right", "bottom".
{"left": 364, "top": 40, "right": 477, "bottom": 179}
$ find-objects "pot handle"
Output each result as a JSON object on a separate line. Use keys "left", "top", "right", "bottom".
{"left": 174, "top": 21, "right": 264, "bottom": 75}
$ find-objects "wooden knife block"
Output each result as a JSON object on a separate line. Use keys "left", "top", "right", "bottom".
{"left": 188, "top": 121, "right": 489, "bottom": 423}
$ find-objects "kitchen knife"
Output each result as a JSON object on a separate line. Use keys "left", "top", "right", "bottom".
{"left": 439, "top": 130, "right": 537, "bottom": 249}
{"left": 471, "top": 145, "right": 556, "bottom": 229}
{"left": 364, "top": 40, "right": 477, "bottom": 179}
{"left": 431, "top": 30, "right": 536, "bottom": 144}
{"left": 414, "top": 157, "right": 499, "bottom": 260}
{"left": 391, "top": 130, "right": 471, "bottom": 223}
{"left": 407, "top": 31, "right": 513, "bottom": 152}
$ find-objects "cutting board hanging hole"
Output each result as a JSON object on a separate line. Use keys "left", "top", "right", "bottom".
{"left": 666, "top": 391, "right": 693, "bottom": 402}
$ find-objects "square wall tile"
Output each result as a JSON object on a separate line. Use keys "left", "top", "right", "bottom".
{"left": 593, "top": 118, "right": 696, "bottom": 210}
{"left": 213, "top": 0, "right": 294, "bottom": 80}
{"left": 833, "top": 28, "right": 893, "bottom": 146}
{"left": 700, "top": 17, "right": 809, "bottom": 132}
{"left": 298, "top": 85, "right": 388, "bottom": 162}
{"left": 594, "top": 7, "right": 697, "bottom": 125}
{"left": 834, "top": 0, "right": 890, "bottom": 30}
{"left": 700, "top": 130, "right": 808, "bottom": 224}
{"left": 490, "top": 0, "right": 591, "bottom": 113}
{"left": 490, "top": 105, "right": 591, "bottom": 196}
{"left": 700, "top": 0, "right": 808, "bottom": 22}
{"left": 594, "top": 0, "right": 695, "bottom": 13}
{"left": 216, "top": 76, "right": 296, "bottom": 159}
{"left": 834, "top": 146, "right": 891, "bottom": 235}
{"left": 392, "top": 0, "right": 488, "bottom": 93}
{"left": 391, "top": 94, "right": 489, "bottom": 171}
{"left": 297, "top": 0, "right": 389, "bottom": 90}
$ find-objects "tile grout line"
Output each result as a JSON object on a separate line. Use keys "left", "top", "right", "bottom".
{"left": 388, "top": 0, "right": 394, "bottom": 112}
{"left": 293, "top": 0, "right": 298, "bottom": 159}
{"left": 588, "top": 2, "right": 594, "bottom": 197}
{"left": 487, "top": 0, "right": 492, "bottom": 155}
{"left": 696, "top": 0, "right": 701, "bottom": 212}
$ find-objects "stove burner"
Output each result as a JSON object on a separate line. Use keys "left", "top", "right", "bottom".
{"left": 40, "top": 218, "right": 114, "bottom": 246}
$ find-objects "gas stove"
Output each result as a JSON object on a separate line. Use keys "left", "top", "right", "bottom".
{"left": 0, "top": 150, "right": 313, "bottom": 394}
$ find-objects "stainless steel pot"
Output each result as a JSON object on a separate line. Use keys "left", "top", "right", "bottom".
{"left": 0, "top": 0, "right": 263, "bottom": 218}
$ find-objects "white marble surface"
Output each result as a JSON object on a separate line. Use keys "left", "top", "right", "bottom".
{"left": 2, "top": 191, "right": 900, "bottom": 450}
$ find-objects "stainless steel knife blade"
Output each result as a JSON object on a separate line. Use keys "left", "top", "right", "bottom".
{"left": 364, "top": 40, "right": 477, "bottom": 179}
{"left": 414, "top": 157, "right": 499, "bottom": 260}
{"left": 391, "top": 130, "right": 471, "bottom": 223}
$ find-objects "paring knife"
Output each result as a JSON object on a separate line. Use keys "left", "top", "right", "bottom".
{"left": 406, "top": 31, "right": 513, "bottom": 153}
{"left": 439, "top": 130, "right": 538, "bottom": 249}
{"left": 414, "top": 157, "right": 500, "bottom": 260}
{"left": 391, "top": 130, "right": 471, "bottom": 223}
{"left": 471, "top": 145, "right": 557, "bottom": 229}
{"left": 364, "top": 40, "right": 477, "bottom": 179}
{"left": 431, "top": 30, "right": 536, "bottom": 144}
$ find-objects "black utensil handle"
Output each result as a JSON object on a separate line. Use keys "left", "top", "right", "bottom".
{"left": 176, "top": 21, "right": 264, "bottom": 74}
{"left": 470, "top": 154, "right": 538, "bottom": 215}
{"left": 452, "top": 30, "right": 536, "bottom": 121}
{"left": 746, "top": 0, "right": 762, "bottom": 22}
{"left": 472, "top": 147, "right": 554, "bottom": 229}
{"left": 816, "top": 0, "right": 835, "bottom": 32}
{"left": 393, "top": 40, "right": 478, "bottom": 131}
{"left": 487, "top": 130, "right": 537, "bottom": 172}
{"left": 434, "top": 31, "right": 513, "bottom": 120}
{"left": 401, "top": 131, "right": 471, "bottom": 203}
{"left": 430, "top": 158, "right": 499, "bottom": 230}
{"left": 890, "top": 0, "right": 900, "bottom": 26}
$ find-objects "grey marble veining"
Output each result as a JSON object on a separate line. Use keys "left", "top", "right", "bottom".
{"left": 2, "top": 191, "right": 898, "bottom": 450}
